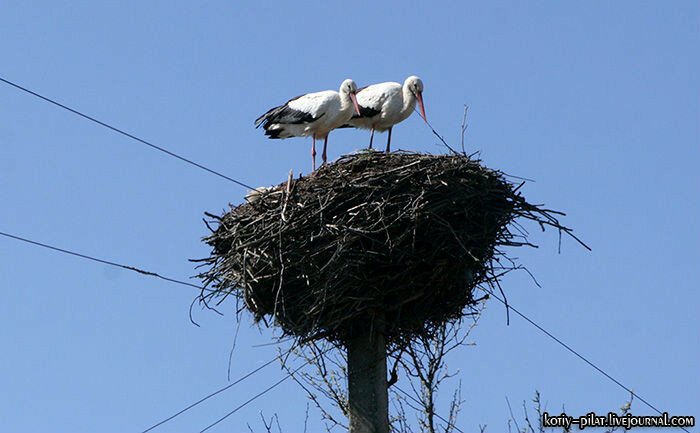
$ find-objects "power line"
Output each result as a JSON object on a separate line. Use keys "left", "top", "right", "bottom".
{"left": 484, "top": 289, "right": 691, "bottom": 433}
{"left": 0, "top": 76, "right": 255, "bottom": 190}
{"left": 198, "top": 361, "right": 309, "bottom": 433}
{"left": 141, "top": 350, "right": 292, "bottom": 433}
{"left": 0, "top": 230, "right": 209, "bottom": 292}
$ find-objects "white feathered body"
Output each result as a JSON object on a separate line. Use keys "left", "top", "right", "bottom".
{"left": 256, "top": 89, "right": 356, "bottom": 139}
{"left": 348, "top": 82, "right": 417, "bottom": 132}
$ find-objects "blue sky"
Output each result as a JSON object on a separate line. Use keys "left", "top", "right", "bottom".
{"left": 1, "top": 1, "right": 698, "bottom": 432}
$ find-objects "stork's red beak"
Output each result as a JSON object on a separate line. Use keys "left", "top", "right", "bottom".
{"left": 350, "top": 92, "right": 361, "bottom": 116}
{"left": 416, "top": 92, "right": 427, "bottom": 122}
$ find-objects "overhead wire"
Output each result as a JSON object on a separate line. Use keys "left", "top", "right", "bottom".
{"left": 141, "top": 349, "right": 293, "bottom": 433}
{"left": 197, "top": 360, "right": 311, "bottom": 433}
{"left": 0, "top": 230, "right": 208, "bottom": 292}
{"left": 0, "top": 76, "right": 255, "bottom": 190}
{"left": 483, "top": 288, "right": 690, "bottom": 433}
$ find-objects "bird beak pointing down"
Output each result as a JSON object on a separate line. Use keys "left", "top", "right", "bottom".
{"left": 350, "top": 92, "right": 361, "bottom": 116}
{"left": 416, "top": 92, "right": 427, "bottom": 122}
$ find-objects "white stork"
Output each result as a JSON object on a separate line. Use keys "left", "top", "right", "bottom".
{"left": 345, "top": 76, "right": 427, "bottom": 152}
{"left": 255, "top": 79, "right": 361, "bottom": 170}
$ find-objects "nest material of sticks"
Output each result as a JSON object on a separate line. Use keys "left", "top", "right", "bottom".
{"left": 197, "top": 151, "right": 579, "bottom": 345}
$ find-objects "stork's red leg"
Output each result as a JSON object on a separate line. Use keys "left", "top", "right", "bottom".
{"left": 386, "top": 127, "right": 392, "bottom": 153}
{"left": 322, "top": 136, "right": 328, "bottom": 165}
{"left": 311, "top": 135, "right": 317, "bottom": 171}
{"left": 368, "top": 128, "right": 375, "bottom": 149}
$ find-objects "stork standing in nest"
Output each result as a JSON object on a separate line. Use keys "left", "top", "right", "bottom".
{"left": 345, "top": 76, "right": 427, "bottom": 152}
{"left": 255, "top": 79, "right": 361, "bottom": 170}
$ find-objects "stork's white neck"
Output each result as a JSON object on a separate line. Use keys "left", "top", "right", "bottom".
{"left": 339, "top": 90, "right": 354, "bottom": 111}
{"left": 334, "top": 97, "right": 354, "bottom": 128}
{"left": 401, "top": 83, "right": 418, "bottom": 118}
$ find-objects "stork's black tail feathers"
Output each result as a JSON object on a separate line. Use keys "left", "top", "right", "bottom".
{"left": 255, "top": 106, "right": 279, "bottom": 129}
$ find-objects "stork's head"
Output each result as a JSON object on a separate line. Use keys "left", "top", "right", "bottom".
{"left": 340, "top": 78, "right": 361, "bottom": 116}
{"left": 405, "top": 76, "right": 427, "bottom": 122}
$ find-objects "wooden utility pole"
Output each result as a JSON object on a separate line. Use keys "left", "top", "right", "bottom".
{"left": 347, "top": 314, "right": 389, "bottom": 433}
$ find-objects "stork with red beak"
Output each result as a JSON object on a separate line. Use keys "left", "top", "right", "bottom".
{"left": 345, "top": 76, "right": 427, "bottom": 152}
{"left": 255, "top": 79, "right": 361, "bottom": 170}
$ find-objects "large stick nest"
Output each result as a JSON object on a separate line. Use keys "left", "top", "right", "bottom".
{"left": 196, "top": 151, "right": 583, "bottom": 345}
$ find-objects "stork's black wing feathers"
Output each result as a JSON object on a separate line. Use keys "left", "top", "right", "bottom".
{"left": 337, "top": 103, "right": 381, "bottom": 129}
{"left": 353, "top": 104, "right": 382, "bottom": 119}
{"left": 255, "top": 94, "right": 321, "bottom": 129}
{"left": 349, "top": 85, "right": 382, "bottom": 119}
